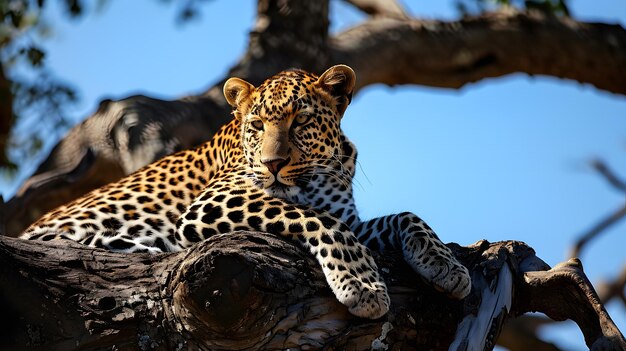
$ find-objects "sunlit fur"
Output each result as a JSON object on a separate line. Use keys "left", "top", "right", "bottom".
{"left": 21, "top": 65, "right": 471, "bottom": 320}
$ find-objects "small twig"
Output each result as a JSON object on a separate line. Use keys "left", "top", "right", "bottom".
{"left": 570, "top": 204, "right": 626, "bottom": 258}
{"left": 569, "top": 160, "right": 626, "bottom": 258}
{"left": 592, "top": 159, "right": 626, "bottom": 192}
{"left": 596, "top": 265, "right": 626, "bottom": 305}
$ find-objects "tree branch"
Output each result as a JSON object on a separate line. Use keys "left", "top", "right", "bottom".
{"left": 570, "top": 204, "right": 626, "bottom": 258}
{"left": 502, "top": 158, "right": 626, "bottom": 350}
{"left": 343, "top": 0, "right": 409, "bottom": 19}
{"left": 224, "top": 0, "right": 331, "bottom": 85}
{"left": 516, "top": 258, "right": 626, "bottom": 350}
{"left": 597, "top": 265, "right": 626, "bottom": 306}
{"left": 592, "top": 159, "right": 626, "bottom": 193}
{"left": 1, "top": 234, "right": 624, "bottom": 350}
{"left": 570, "top": 159, "right": 626, "bottom": 258}
{"left": 332, "top": 10, "right": 626, "bottom": 95}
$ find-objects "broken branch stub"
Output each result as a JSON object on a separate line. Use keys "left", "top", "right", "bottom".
{"left": 516, "top": 259, "right": 626, "bottom": 351}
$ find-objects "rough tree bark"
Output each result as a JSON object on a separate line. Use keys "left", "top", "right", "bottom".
{"left": 333, "top": 10, "right": 626, "bottom": 94}
{"left": 1, "top": 233, "right": 624, "bottom": 350}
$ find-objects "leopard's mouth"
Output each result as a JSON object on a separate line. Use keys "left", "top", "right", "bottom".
{"left": 268, "top": 180, "right": 288, "bottom": 189}
{"left": 264, "top": 181, "right": 300, "bottom": 199}
{"left": 271, "top": 172, "right": 299, "bottom": 187}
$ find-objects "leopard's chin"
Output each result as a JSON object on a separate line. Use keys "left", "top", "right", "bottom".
{"left": 264, "top": 182, "right": 300, "bottom": 199}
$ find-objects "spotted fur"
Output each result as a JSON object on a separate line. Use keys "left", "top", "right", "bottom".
{"left": 21, "top": 65, "right": 471, "bottom": 319}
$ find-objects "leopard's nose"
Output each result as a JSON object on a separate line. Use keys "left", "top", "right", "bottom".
{"left": 262, "top": 157, "right": 290, "bottom": 175}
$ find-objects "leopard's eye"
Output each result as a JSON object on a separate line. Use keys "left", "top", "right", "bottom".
{"left": 250, "top": 120, "right": 264, "bottom": 131}
{"left": 294, "top": 113, "right": 313, "bottom": 126}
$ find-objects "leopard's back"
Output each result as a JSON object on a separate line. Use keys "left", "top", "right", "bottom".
{"left": 20, "top": 119, "right": 242, "bottom": 252}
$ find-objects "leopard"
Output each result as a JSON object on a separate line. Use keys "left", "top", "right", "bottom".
{"left": 20, "top": 65, "right": 471, "bottom": 319}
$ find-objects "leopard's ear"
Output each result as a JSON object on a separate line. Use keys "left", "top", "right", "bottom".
{"left": 223, "top": 78, "right": 255, "bottom": 119}
{"left": 317, "top": 65, "right": 356, "bottom": 115}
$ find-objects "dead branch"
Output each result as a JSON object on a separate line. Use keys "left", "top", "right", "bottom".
{"left": 597, "top": 265, "right": 626, "bottom": 306}
{"left": 570, "top": 159, "right": 626, "bottom": 258}
{"left": 516, "top": 258, "right": 626, "bottom": 350}
{"left": 592, "top": 159, "right": 626, "bottom": 192}
{"left": 570, "top": 204, "right": 626, "bottom": 259}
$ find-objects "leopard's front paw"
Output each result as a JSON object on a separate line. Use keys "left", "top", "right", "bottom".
{"left": 406, "top": 249, "right": 472, "bottom": 299}
{"left": 432, "top": 260, "right": 471, "bottom": 299}
{"left": 336, "top": 277, "right": 390, "bottom": 319}
{"left": 322, "top": 262, "right": 390, "bottom": 319}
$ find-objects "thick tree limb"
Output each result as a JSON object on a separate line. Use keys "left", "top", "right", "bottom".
{"left": 223, "top": 0, "right": 330, "bottom": 87}
{"left": 1, "top": 234, "right": 624, "bottom": 350}
{"left": 333, "top": 10, "right": 626, "bottom": 94}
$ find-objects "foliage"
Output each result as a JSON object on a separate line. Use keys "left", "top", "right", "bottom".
{"left": 0, "top": 0, "right": 210, "bottom": 174}
{"left": 0, "top": 0, "right": 83, "bottom": 172}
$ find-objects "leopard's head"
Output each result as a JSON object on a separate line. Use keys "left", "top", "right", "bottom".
{"left": 223, "top": 65, "right": 355, "bottom": 197}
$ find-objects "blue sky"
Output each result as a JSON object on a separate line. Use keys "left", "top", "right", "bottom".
{"left": 2, "top": 1, "right": 625, "bottom": 349}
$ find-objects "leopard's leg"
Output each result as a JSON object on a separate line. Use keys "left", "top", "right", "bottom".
{"left": 353, "top": 212, "right": 471, "bottom": 299}
{"left": 176, "top": 190, "right": 390, "bottom": 319}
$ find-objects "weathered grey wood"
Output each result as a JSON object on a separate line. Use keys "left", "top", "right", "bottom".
{"left": 517, "top": 259, "right": 626, "bottom": 351}
{"left": 1, "top": 234, "right": 624, "bottom": 350}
